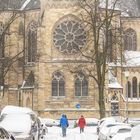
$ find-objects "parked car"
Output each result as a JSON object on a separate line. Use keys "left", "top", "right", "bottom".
{"left": 0, "top": 126, "right": 15, "bottom": 140}
{"left": 131, "top": 124, "right": 140, "bottom": 140}
{"left": 107, "top": 125, "right": 131, "bottom": 140}
{"left": 76, "top": 118, "right": 99, "bottom": 127}
{"left": 0, "top": 106, "right": 41, "bottom": 140}
{"left": 98, "top": 122, "right": 130, "bottom": 140}
{"left": 39, "top": 118, "right": 60, "bottom": 127}
{"left": 97, "top": 117, "right": 117, "bottom": 134}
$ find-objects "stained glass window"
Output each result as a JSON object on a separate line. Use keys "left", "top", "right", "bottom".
{"left": 75, "top": 72, "right": 88, "bottom": 96}
{"left": 124, "top": 28, "right": 137, "bottom": 51}
{"left": 27, "top": 21, "right": 38, "bottom": 62}
{"left": 52, "top": 71, "right": 65, "bottom": 96}
{"left": 132, "top": 77, "right": 137, "bottom": 98}
{"left": 53, "top": 18, "right": 86, "bottom": 54}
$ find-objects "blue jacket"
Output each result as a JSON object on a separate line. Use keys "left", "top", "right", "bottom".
{"left": 60, "top": 115, "right": 68, "bottom": 127}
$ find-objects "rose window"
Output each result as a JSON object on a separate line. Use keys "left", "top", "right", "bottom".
{"left": 53, "top": 20, "right": 86, "bottom": 54}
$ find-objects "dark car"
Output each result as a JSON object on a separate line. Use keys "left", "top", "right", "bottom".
{"left": 0, "top": 127, "right": 15, "bottom": 140}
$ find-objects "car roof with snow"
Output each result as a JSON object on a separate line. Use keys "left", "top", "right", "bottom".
{"left": 0, "top": 113, "right": 32, "bottom": 134}
{"left": 0, "top": 105, "right": 36, "bottom": 116}
{"left": 109, "top": 124, "right": 131, "bottom": 134}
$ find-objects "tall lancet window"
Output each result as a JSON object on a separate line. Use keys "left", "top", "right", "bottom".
{"left": 52, "top": 71, "right": 65, "bottom": 97}
{"left": 27, "top": 21, "right": 38, "bottom": 62}
{"left": 75, "top": 72, "right": 88, "bottom": 96}
{"left": 124, "top": 28, "right": 137, "bottom": 51}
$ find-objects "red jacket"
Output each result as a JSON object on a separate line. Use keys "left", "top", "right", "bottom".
{"left": 78, "top": 117, "right": 86, "bottom": 128}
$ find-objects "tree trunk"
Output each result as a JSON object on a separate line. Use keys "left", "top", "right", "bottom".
{"left": 98, "top": 85, "right": 106, "bottom": 119}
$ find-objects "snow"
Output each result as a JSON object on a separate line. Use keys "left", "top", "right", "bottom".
{"left": 1, "top": 105, "right": 36, "bottom": 115}
{"left": 131, "top": 125, "right": 140, "bottom": 140}
{"left": 42, "top": 126, "right": 98, "bottom": 140}
{"left": 124, "top": 51, "right": 140, "bottom": 67}
{"left": 108, "top": 71, "right": 122, "bottom": 89}
{"left": 0, "top": 114, "right": 31, "bottom": 134}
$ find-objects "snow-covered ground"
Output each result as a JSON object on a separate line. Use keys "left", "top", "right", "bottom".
{"left": 42, "top": 126, "right": 98, "bottom": 140}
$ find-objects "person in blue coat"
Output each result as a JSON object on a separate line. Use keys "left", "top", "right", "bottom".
{"left": 60, "top": 114, "right": 69, "bottom": 137}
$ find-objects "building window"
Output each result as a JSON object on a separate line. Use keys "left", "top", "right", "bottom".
{"left": 0, "top": 22, "right": 5, "bottom": 86}
{"left": 132, "top": 77, "right": 137, "bottom": 98}
{"left": 27, "top": 21, "right": 38, "bottom": 62}
{"left": 139, "top": 82, "right": 140, "bottom": 98}
{"left": 53, "top": 15, "right": 86, "bottom": 54}
{"left": 124, "top": 28, "right": 137, "bottom": 51}
{"left": 52, "top": 71, "right": 65, "bottom": 96}
{"left": 127, "top": 81, "right": 131, "bottom": 98}
{"left": 75, "top": 72, "right": 88, "bottom": 96}
{"left": 0, "top": 22, "right": 5, "bottom": 58}
{"left": 107, "top": 30, "right": 113, "bottom": 62}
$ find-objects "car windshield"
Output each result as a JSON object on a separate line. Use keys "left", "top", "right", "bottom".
{"left": 107, "top": 124, "right": 117, "bottom": 127}
{"left": 118, "top": 128, "right": 131, "bottom": 133}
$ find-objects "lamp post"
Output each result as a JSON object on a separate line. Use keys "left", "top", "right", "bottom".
{"left": 124, "top": 71, "right": 129, "bottom": 123}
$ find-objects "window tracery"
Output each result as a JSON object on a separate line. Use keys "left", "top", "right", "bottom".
{"left": 124, "top": 28, "right": 137, "bottom": 51}
{"left": 53, "top": 16, "right": 86, "bottom": 54}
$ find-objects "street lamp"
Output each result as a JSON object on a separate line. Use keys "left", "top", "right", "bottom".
{"left": 124, "top": 71, "right": 129, "bottom": 123}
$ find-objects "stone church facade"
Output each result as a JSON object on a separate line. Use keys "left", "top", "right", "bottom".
{"left": 0, "top": 0, "right": 140, "bottom": 119}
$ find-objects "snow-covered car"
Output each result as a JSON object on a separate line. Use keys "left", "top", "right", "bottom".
{"left": 40, "top": 118, "right": 60, "bottom": 127}
{"left": 107, "top": 125, "right": 131, "bottom": 140}
{"left": 85, "top": 118, "right": 99, "bottom": 126}
{"left": 0, "top": 106, "right": 41, "bottom": 140}
{"left": 98, "top": 122, "right": 130, "bottom": 140}
{"left": 0, "top": 126, "right": 15, "bottom": 140}
{"left": 97, "top": 117, "right": 117, "bottom": 134}
{"left": 0, "top": 113, "right": 39, "bottom": 140}
{"left": 131, "top": 124, "right": 140, "bottom": 140}
{"left": 75, "top": 118, "right": 99, "bottom": 128}
{"left": 124, "top": 118, "right": 140, "bottom": 126}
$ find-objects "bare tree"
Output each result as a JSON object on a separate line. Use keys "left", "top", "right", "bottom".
{"left": 68, "top": 0, "right": 123, "bottom": 118}
{"left": 0, "top": 11, "right": 24, "bottom": 97}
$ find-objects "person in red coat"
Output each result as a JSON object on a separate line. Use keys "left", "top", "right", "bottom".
{"left": 78, "top": 115, "right": 86, "bottom": 133}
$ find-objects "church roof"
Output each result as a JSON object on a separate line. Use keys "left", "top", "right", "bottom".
{"left": 0, "top": 0, "right": 40, "bottom": 11}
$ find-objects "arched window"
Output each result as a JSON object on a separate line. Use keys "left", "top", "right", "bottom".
{"left": 27, "top": 21, "right": 38, "bottom": 62}
{"left": 127, "top": 81, "right": 131, "bottom": 98}
{"left": 132, "top": 77, "right": 137, "bottom": 98}
{"left": 107, "top": 30, "right": 113, "bottom": 62}
{"left": 0, "top": 22, "right": 5, "bottom": 58}
{"left": 19, "top": 20, "right": 24, "bottom": 35}
{"left": 139, "top": 82, "right": 140, "bottom": 97}
{"left": 75, "top": 72, "right": 88, "bottom": 96}
{"left": 124, "top": 28, "right": 137, "bottom": 51}
{"left": 0, "top": 22, "right": 5, "bottom": 86}
{"left": 52, "top": 71, "right": 65, "bottom": 96}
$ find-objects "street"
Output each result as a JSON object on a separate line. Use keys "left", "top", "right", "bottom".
{"left": 42, "top": 126, "right": 98, "bottom": 140}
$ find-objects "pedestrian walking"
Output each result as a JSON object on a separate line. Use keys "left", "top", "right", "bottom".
{"left": 78, "top": 115, "right": 86, "bottom": 133}
{"left": 60, "top": 114, "right": 69, "bottom": 137}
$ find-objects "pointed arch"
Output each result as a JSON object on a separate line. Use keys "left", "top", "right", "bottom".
{"left": 0, "top": 22, "right": 5, "bottom": 86}
{"left": 27, "top": 20, "right": 38, "bottom": 62}
{"left": 132, "top": 77, "right": 137, "bottom": 98}
{"left": 52, "top": 71, "right": 65, "bottom": 96}
{"left": 128, "top": 81, "right": 131, "bottom": 98}
{"left": 75, "top": 72, "right": 88, "bottom": 96}
{"left": 26, "top": 97, "right": 30, "bottom": 107}
{"left": 19, "top": 20, "right": 24, "bottom": 35}
{"left": 124, "top": 28, "right": 137, "bottom": 51}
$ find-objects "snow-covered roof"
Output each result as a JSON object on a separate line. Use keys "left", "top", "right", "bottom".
{"left": 108, "top": 70, "right": 123, "bottom": 89}
{"left": 0, "top": 0, "right": 40, "bottom": 11}
{"left": 125, "top": 51, "right": 140, "bottom": 67}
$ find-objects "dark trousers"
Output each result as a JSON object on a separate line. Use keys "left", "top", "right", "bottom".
{"left": 80, "top": 128, "right": 84, "bottom": 133}
{"left": 62, "top": 126, "right": 67, "bottom": 137}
